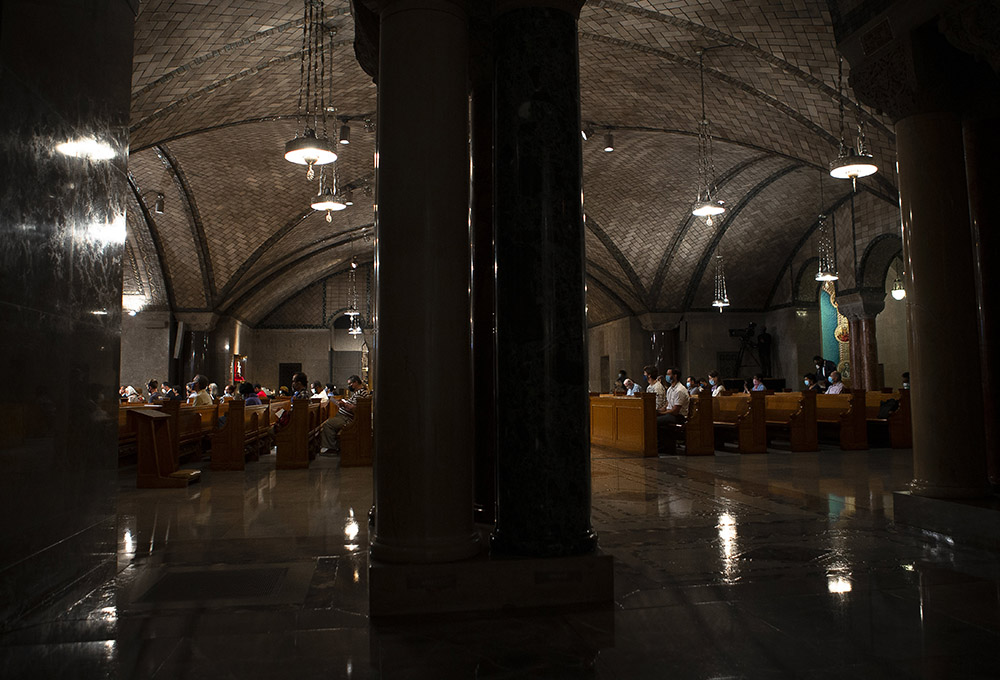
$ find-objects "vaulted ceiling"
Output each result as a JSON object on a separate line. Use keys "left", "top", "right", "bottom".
{"left": 125, "top": 0, "right": 899, "bottom": 327}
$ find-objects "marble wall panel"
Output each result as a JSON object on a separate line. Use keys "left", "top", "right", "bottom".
{"left": 0, "top": 0, "right": 134, "bottom": 627}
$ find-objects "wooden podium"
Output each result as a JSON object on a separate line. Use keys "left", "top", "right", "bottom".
{"left": 129, "top": 409, "right": 201, "bottom": 488}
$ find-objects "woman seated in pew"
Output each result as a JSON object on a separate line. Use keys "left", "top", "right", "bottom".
{"left": 744, "top": 374, "right": 766, "bottom": 393}
{"left": 803, "top": 373, "right": 823, "bottom": 393}
{"left": 239, "top": 381, "right": 262, "bottom": 405}
{"left": 707, "top": 371, "right": 724, "bottom": 397}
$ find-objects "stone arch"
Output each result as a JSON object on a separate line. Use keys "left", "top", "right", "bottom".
{"left": 858, "top": 233, "right": 904, "bottom": 290}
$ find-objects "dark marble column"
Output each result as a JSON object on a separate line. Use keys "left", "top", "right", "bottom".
{"left": 491, "top": 0, "right": 596, "bottom": 557}
{"left": 369, "top": 0, "right": 480, "bottom": 563}
{"left": 0, "top": 0, "right": 133, "bottom": 626}
{"left": 963, "top": 115, "right": 1000, "bottom": 487}
{"left": 470, "top": 28, "right": 497, "bottom": 526}
{"left": 897, "top": 112, "right": 989, "bottom": 498}
{"left": 837, "top": 289, "right": 884, "bottom": 391}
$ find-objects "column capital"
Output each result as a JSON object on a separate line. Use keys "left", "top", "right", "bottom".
{"left": 495, "top": 0, "right": 584, "bottom": 18}
{"left": 835, "top": 287, "right": 886, "bottom": 319}
{"left": 363, "top": 0, "right": 468, "bottom": 18}
{"left": 174, "top": 311, "right": 218, "bottom": 332}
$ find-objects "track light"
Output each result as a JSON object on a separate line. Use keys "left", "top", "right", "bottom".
{"left": 339, "top": 123, "right": 350, "bottom": 145}
{"left": 153, "top": 193, "right": 164, "bottom": 214}
{"left": 603, "top": 132, "right": 614, "bottom": 152}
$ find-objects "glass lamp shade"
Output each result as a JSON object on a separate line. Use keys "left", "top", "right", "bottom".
{"left": 712, "top": 298, "right": 730, "bottom": 308}
{"left": 692, "top": 200, "right": 725, "bottom": 217}
{"left": 311, "top": 189, "right": 347, "bottom": 212}
{"left": 815, "top": 271, "right": 839, "bottom": 282}
{"left": 829, "top": 150, "right": 877, "bottom": 180}
{"left": 348, "top": 324, "right": 363, "bottom": 335}
{"left": 345, "top": 307, "right": 360, "bottom": 317}
{"left": 891, "top": 278, "right": 906, "bottom": 300}
{"left": 284, "top": 130, "right": 337, "bottom": 166}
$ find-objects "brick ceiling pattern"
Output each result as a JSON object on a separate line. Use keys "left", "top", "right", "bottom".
{"left": 126, "top": 0, "right": 902, "bottom": 327}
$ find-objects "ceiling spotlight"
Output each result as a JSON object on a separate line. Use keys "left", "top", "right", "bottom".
{"left": 350, "top": 255, "right": 359, "bottom": 269}
{"left": 603, "top": 132, "right": 614, "bottom": 152}
{"left": 339, "top": 123, "right": 350, "bottom": 145}
{"left": 153, "top": 193, "right": 165, "bottom": 214}
{"left": 344, "top": 188, "right": 354, "bottom": 206}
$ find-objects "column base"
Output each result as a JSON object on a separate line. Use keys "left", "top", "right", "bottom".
{"left": 490, "top": 526, "right": 598, "bottom": 558}
{"left": 370, "top": 530, "right": 482, "bottom": 565}
{"left": 907, "top": 477, "right": 992, "bottom": 499}
{"left": 369, "top": 541, "right": 613, "bottom": 617}
{"left": 894, "top": 490, "right": 1000, "bottom": 550}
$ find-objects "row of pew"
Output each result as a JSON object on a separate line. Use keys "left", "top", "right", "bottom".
{"left": 119, "top": 396, "right": 374, "bottom": 488}
{"left": 590, "top": 389, "right": 911, "bottom": 456}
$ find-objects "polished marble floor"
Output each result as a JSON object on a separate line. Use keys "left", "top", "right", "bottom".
{"left": 2, "top": 445, "right": 999, "bottom": 679}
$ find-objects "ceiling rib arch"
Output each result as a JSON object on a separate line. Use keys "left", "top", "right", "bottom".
{"left": 584, "top": 214, "right": 649, "bottom": 309}
{"left": 127, "top": 172, "right": 176, "bottom": 310}
{"left": 683, "top": 162, "right": 805, "bottom": 310}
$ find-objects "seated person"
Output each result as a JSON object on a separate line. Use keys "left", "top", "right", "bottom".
{"left": 623, "top": 378, "right": 642, "bottom": 396}
{"left": 239, "top": 381, "right": 262, "bottom": 405}
{"left": 686, "top": 376, "right": 702, "bottom": 396}
{"left": 321, "top": 374, "right": 370, "bottom": 454}
{"left": 707, "top": 371, "right": 724, "bottom": 397}
{"left": 643, "top": 365, "right": 667, "bottom": 410}
{"left": 311, "top": 380, "right": 328, "bottom": 401}
{"left": 146, "top": 379, "right": 161, "bottom": 403}
{"left": 825, "top": 370, "right": 845, "bottom": 394}
{"left": 657, "top": 367, "right": 689, "bottom": 425}
{"left": 187, "top": 375, "right": 213, "bottom": 406}
{"left": 290, "top": 372, "right": 312, "bottom": 400}
{"left": 748, "top": 374, "right": 767, "bottom": 392}
{"left": 803, "top": 373, "right": 822, "bottom": 392}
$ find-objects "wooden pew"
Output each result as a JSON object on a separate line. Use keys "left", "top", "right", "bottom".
{"left": 866, "top": 389, "right": 912, "bottom": 448}
{"left": 590, "top": 393, "right": 657, "bottom": 456}
{"left": 209, "top": 400, "right": 272, "bottom": 471}
{"left": 765, "top": 391, "right": 818, "bottom": 452}
{"left": 713, "top": 391, "right": 767, "bottom": 453}
{"left": 816, "top": 390, "right": 868, "bottom": 450}
{"left": 657, "top": 392, "right": 714, "bottom": 456}
{"left": 154, "top": 400, "right": 220, "bottom": 464}
{"left": 119, "top": 403, "right": 161, "bottom": 460}
{"left": 340, "top": 396, "right": 374, "bottom": 467}
{"left": 275, "top": 398, "right": 324, "bottom": 469}
{"left": 130, "top": 409, "right": 201, "bottom": 488}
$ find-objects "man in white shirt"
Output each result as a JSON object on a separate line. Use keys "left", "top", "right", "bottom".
{"left": 623, "top": 378, "right": 642, "bottom": 396}
{"left": 658, "top": 367, "right": 690, "bottom": 424}
{"left": 825, "top": 371, "right": 845, "bottom": 394}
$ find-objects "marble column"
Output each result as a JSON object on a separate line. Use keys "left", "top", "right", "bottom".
{"left": 471, "top": 42, "right": 497, "bottom": 526}
{"left": 369, "top": 0, "right": 480, "bottom": 563}
{"left": 491, "top": 0, "right": 596, "bottom": 557}
{"left": 175, "top": 312, "right": 217, "bottom": 383}
{"left": 897, "top": 112, "right": 989, "bottom": 498}
{"left": 837, "top": 289, "right": 884, "bottom": 391}
{"left": 0, "top": 0, "right": 133, "bottom": 626}
{"left": 963, "top": 115, "right": 1000, "bottom": 486}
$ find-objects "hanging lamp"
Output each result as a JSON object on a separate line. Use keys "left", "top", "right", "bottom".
{"left": 693, "top": 50, "right": 725, "bottom": 218}
{"left": 891, "top": 275, "right": 906, "bottom": 300}
{"left": 311, "top": 167, "right": 347, "bottom": 221}
{"left": 284, "top": 0, "right": 336, "bottom": 180}
{"left": 345, "top": 255, "right": 360, "bottom": 317}
{"left": 829, "top": 57, "right": 877, "bottom": 190}
{"left": 712, "top": 253, "right": 730, "bottom": 311}
{"left": 815, "top": 172, "right": 839, "bottom": 281}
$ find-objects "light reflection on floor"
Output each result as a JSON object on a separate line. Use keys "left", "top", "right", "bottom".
{"left": 2, "top": 446, "right": 998, "bottom": 679}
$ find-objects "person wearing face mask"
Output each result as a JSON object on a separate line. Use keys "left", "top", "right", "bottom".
{"left": 707, "top": 371, "right": 724, "bottom": 397}
{"left": 686, "top": 376, "right": 702, "bottom": 396}
{"left": 825, "top": 370, "right": 845, "bottom": 394}
{"left": 802, "top": 372, "right": 822, "bottom": 392}
{"left": 643, "top": 365, "right": 668, "bottom": 411}
{"left": 744, "top": 374, "right": 766, "bottom": 393}
{"left": 657, "top": 367, "right": 689, "bottom": 425}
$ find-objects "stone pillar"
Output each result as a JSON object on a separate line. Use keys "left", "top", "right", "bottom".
{"left": 837, "top": 289, "right": 884, "bottom": 391}
{"left": 175, "top": 312, "right": 217, "bottom": 383}
{"left": 963, "top": 115, "right": 1000, "bottom": 486}
{"left": 370, "top": 0, "right": 480, "bottom": 563}
{"left": 491, "top": 0, "right": 596, "bottom": 557}
{"left": 896, "top": 112, "right": 989, "bottom": 497}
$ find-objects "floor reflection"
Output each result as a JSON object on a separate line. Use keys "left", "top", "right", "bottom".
{"left": 1, "top": 447, "right": 998, "bottom": 679}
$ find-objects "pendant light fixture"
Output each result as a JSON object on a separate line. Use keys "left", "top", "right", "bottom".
{"left": 603, "top": 131, "right": 614, "bottom": 152}
{"left": 345, "top": 254, "right": 360, "bottom": 318}
{"left": 829, "top": 57, "right": 877, "bottom": 190}
{"left": 712, "top": 253, "right": 730, "bottom": 311}
{"left": 693, "top": 50, "right": 725, "bottom": 218}
{"left": 284, "top": 0, "right": 337, "bottom": 180}
{"left": 891, "top": 276, "right": 906, "bottom": 300}
{"left": 311, "top": 166, "right": 347, "bottom": 222}
{"left": 815, "top": 171, "right": 839, "bottom": 282}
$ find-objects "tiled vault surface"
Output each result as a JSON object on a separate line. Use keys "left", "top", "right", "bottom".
{"left": 124, "top": 0, "right": 900, "bottom": 325}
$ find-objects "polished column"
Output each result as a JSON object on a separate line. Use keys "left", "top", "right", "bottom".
{"left": 492, "top": 0, "right": 596, "bottom": 556}
{"left": 963, "top": 115, "right": 1000, "bottom": 486}
{"left": 837, "top": 289, "right": 884, "bottom": 391}
{"left": 370, "top": 0, "right": 480, "bottom": 563}
{"left": 897, "top": 112, "right": 989, "bottom": 497}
